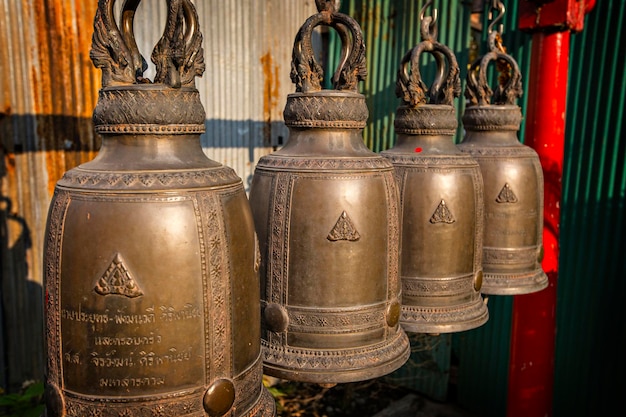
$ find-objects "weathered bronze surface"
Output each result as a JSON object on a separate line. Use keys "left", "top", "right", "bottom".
{"left": 248, "top": 0, "right": 410, "bottom": 384}
{"left": 458, "top": 30, "right": 548, "bottom": 295}
{"left": 43, "top": 1, "right": 274, "bottom": 416}
{"left": 381, "top": 3, "right": 488, "bottom": 333}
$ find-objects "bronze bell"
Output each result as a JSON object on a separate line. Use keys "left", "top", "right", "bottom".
{"left": 42, "top": 1, "right": 274, "bottom": 416}
{"left": 248, "top": 0, "right": 410, "bottom": 384}
{"left": 457, "top": 17, "right": 548, "bottom": 295}
{"left": 381, "top": 2, "right": 488, "bottom": 333}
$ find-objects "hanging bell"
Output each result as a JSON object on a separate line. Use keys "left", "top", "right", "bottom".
{"left": 457, "top": 4, "right": 548, "bottom": 295}
{"left": 381, "top": 1, "right": 488, "bottom": 334}
{"left": 248, "top": 0, "right": 410, "bottom": 384}
{"left": 42, "top": 1, "right": 274, "bottom": 416}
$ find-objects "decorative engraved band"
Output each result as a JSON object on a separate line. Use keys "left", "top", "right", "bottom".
{"left": 394, "top": 104, "right": 458, "bottom": 135}
{"left": 483, "top": 246, "right": 540, "bottom": 265}
{"left": 401, "top": 273, "right": 475, "bottom": 298}
{"left": 57, "top": 167, "right": 242, "bottom": 191}
{"left": 286, "top": 303, "right": 387, "bottom": 334}
{"left": 61, "top": 387, "right": 206, "bottom": 417}
{"left": 283, "top": 92, "right": 369, "bottom": 129}
{"left": 93, "top": 86, "right": 206, "bottom": 129}
{"left": 401, "top": 296, "right": 486, "bottom": 324}
{"left": 482, "top": 268, "right": 548, "bottom": 295}
{"left": 95, "top": 124, "right": 205, "bottom": 134}
{"left": 256, "top": 155, "right": 394, "bottom": 171}
{"left": 462, "top": 105, "right": 522, "bottom": 131}
{"left": 382, "top": 154, "right": 479, "bottom": 168}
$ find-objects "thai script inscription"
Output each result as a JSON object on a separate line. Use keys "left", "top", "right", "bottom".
{"left": 159, "top": 304, "right": 201, "bottom": 321}
{"left": 88, "top": 348, "right": 192, "bottom": 368}
{"left": 94, "top": 333, "right": 162, "bottom": 346}
{"left": 61, "top": 304, "right": 200, "bottom": 324}
{"left": 99, "top": 377, "right": 165, "bottom": 388}
{"left": 61, "top": 303, "right": 201, "bottom": 388}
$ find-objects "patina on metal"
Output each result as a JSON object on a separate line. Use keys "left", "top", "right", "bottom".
{"left": 43, "top": 1, "right": 274, "bottom": 416}
{"left": 248, "top": 0, "right": 410, "bottom": 384}
{"left": 381, "top": 0, "right": 489, "bottom": 333}
{"left": 458, "top": 1, "right": 548, "bottom": 295}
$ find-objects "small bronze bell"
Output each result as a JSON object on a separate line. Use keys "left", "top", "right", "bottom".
{"left": 458, "top": 4, "right": 548, "bottom": 295}
{"left": 43, "top": 1, "right": 274, "bottom": 416}
{"left": 249, "top": 0, "right": 410, "bottom": 384}
{"left": 381, "top": 1, "right": 488, "bottom": 333}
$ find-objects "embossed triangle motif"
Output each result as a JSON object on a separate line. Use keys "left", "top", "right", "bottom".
{"left": 430, "top": 199, "right": 455, "bottom": 224}
{"left": 327, "top": 211, "right": 360, "bottom": 242}
{"left": 496, "top": 182, "right": 518, "bottom": 203}
{"left": 94, "top": 253, "right": 143, "bottom": 298}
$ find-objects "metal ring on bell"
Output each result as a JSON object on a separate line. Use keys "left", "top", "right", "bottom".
{"left": 381, "top": 1, "right": 489, "bottom": 334}
{"left": 249, "top": 0, "right": 410, "bottom": 384}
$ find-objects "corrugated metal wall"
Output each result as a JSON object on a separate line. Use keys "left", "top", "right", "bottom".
{"left": 555, "top": 1, "right": 626, "bottom": 415}
{"left": 0, "top": 0, "right": 100, "bottom": 392}
{"left": 0, "top": 0, "right": 315, "bottom": 392}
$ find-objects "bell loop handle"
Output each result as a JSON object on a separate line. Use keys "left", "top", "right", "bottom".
{"left": 91, "top": 0, "right": 205, "bottom": 88}
{"left": 464, "top": 0, "right": 521, "bottom": 106}
{"left": 395, "top": 1, "right": 460, "bottom": 107}
{"left": 464, "top": 39, "right": 522, "bottom": 106}
{"left": 291, "top": 2, "right": 366, "bottom": 93}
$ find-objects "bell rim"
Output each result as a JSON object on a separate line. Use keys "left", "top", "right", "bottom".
{"left": 260, "top": 329, "right": 410, "bottom": 384}
{"left": 480, "top": 268, "right": 549, "bottom": 295}
{"left": 399, "top": 297, "right": 489, "bottom": 334}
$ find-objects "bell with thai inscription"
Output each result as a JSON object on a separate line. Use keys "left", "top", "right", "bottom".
{"left": 381, "top": 1, "right": 488, "bottom": 333}
{"left": 457, "top": 6, "right": 548, "bottom": 295}
{"left": 248, "top": 0, "right": 410, "bottom": 384}
{"left": 42, "top": 1, "right": 274, "bottom": 416}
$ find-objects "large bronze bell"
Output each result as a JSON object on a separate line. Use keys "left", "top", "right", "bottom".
{"left": 42, "top": 1, "right": 274, "bottom": 416}
{"left": 248, "top": 0, "right": 410, "bottom": 384}
{"left": 381, "top": 2, "right": 488, "bottom": 333}
{"left": 457, "top": 19, "right": 548, "bottom": 295}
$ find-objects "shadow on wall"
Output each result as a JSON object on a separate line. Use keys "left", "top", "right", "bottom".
{"left": 0, "top": 137, "right": 43, "bottom": 393}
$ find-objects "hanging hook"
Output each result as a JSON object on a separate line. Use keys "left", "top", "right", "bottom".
{"left": 316, "top": 0, "right": 340, "bottom": 13}
{"left": 487, "top": 0, "right": 505, "bottom": 35}
{"left": 419, "top": 0, "right": 438, "bottom": 41}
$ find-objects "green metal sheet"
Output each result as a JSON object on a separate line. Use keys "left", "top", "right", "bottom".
{"left": 555, "top": 1, "right": 626, "bottom": 415}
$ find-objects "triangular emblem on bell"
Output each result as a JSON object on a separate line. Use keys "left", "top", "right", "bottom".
{"left": 381, "top": 1, "right": 488, "bottom": 334}
{"left": 94, "top": 253, "right": 143, "bottom": 298}
{"left": 249, "top": 0, "right": 410, "bottom": 383}
{"left": 430, "top": 200, "right": 456, "bottom": 224}
{"left": 327, "top": 211, "right": 361, "bottom": 241}
{"left": 496, "top": 183, "right": 518, "bottom": 204}
{"left": 458, "top": 22, "right": 548, "bottom": 295}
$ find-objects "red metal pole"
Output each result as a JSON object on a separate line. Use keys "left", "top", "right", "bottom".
{"left": 506, "top": 2, "right": 595, "bottom": 415}
{"left": 505, "top": 30, "right": 569, "bottom": 417}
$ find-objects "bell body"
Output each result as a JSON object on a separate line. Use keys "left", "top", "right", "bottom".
{"left": 249, "top": 91, "right": 410, "bottom": 384}
{"left": 43, "top": 87, "right": 274, "bottom": 417}
{"left": 458, "top": 105, "right": 547, "bottom": 295}
{"left": 381, "top": 105, "right": 488, "bottom": 333}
